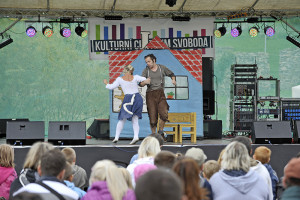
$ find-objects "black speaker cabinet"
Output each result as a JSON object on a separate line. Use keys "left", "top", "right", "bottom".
{"left": 203, "top": 90, "right": 215, "bottom": 115}
{"left": 87, "top": 119, "right": 109, "bottom": 139}
{"left": 0, "top": 119, "right": 29, "bottom": 138}
{"left": 202, "top": 57, "right": 214, "bottom": 91}
{"left": 203, "top": 120, "right": 222, "bottom": 139}
{"left": 293, "top": 121, "right": 300, "bottom": 143}
{"left": 6, "top": 121, "right": 44, "bottom": 145}
{"left": 251, "top": 121, "right": 292, "bottom": 144}
{"left": 48, "top": 121, "right": 86, "bottom": 145}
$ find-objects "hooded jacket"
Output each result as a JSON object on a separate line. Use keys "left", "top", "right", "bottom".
{"left": 210, "top": 169, "right": 270, "bottom": 200}
{"left": 0, "top": 166, "right": 17, "bottom": 199}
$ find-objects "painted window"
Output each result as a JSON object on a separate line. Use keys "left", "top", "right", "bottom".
{"left": 164, "top": 76, "right": 189, "bottom": 100}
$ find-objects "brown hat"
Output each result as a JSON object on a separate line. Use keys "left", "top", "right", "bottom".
{"left": 284, "top": 158, "right": 300, "bottom": 180}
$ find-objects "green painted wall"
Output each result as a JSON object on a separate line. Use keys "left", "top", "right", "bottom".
{"left": 0, "top": 17, "right": 299, "bottom": 135}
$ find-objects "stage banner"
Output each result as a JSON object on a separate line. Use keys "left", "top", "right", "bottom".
{"left": 88, "top": 17, "right": 215, "bottom": 60}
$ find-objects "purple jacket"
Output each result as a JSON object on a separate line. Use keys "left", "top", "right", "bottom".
{"left": 82, "top": 181, "right": 136, "bottom": 200}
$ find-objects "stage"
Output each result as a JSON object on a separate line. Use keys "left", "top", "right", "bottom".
{"left": 1, "top": 137, "right": 299, "bottom": 179}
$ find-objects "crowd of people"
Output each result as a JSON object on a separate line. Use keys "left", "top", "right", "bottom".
{"left": 0, "top": 135, "right": 299, "bottom": 200}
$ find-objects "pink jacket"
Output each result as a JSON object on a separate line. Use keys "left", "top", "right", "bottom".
{"left": 0, "top": 166, "right": 17, "bottom": 199}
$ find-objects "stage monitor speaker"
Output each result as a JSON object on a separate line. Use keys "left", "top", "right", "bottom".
{"left": 203, "top": 90, "right": 215, "bottom": 115}
{"left": 293, "top": 121, "right": 300, "bottom": 143}
{"left": 48, "top": 121, "right": 86, "bottom": 145}
{"left": 203, "top": 120, "right": 222, "bottom": 139}
{"left": 0, "top": 119, "right": 29, "bottom": 138}
{"left": 202, "top": 57, "right": 214, "bottom": 91}
{"left": 87, "top": 119, "right": 109, "bottom": 139}
{"left": 251, "top": 121, "right": 292, "bottom": 144}
{"left": 6, "top": 121, "right": 44, "bottom": 145}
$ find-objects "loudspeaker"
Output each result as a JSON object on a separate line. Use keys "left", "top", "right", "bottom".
{"left": 0, "top": 119, "right": 29, "bottom": 138}
{"left": 251, "top": 121, "right": 292, "bottom": 144}
{"left": 203, "top": 120, "right": 222, "bottom": 139}
{"left": 87, "top": 119, "right": 109, "bottom": 139}
{"left": 203, "top": 90, "right": 215, "bottom": 115}
{"left": 293, "top": 121, "right": 300, "bottom": 143}
{"left": 48, "top": 121, "right": 86, "bottom": 145}
{"left": 202, "top": 57, "right": 214, "bottom": 91}
{"left": 6, "top": 121, "right": 44, "bottom": 145}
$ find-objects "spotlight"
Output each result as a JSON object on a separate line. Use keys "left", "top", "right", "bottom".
{"left": 166, "top": 0, "right": 176, "bottom": 7}
{"left": 286, "top": 36, "right": 300, "bottom": 48}
{"left": 60, "top": 27, "right": 71, "bottom": 38}
{"left": 75, "top": 25, "right": 87, "bottom": 38}
{"left": 172, "top": 16, "right": 191, "bottom": 21}
{"left": 231, "top": 26, "right": 242, "bottom": 37}
{"left": 42, "top": 26, "right": 53, "bottom": 37}
{"left": 264, "top": 26, "right": 275, "bottom": 37}
{"left": 26, "top": 26, "right": 36, "bottom": 37}
{"left": 249, "top": 27, "right": 259, "bottom": 37}
{"left": 104, "top": 16, "right": 123, "bottom": 20}
{"left": 0, "top": 36, "right": 13, "bottom": 49}
{"left": 214, "top": 26, "right": 226, "bottom": 38}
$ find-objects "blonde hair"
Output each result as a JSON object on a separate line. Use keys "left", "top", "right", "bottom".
{"left": 89, "top": 160, "right": 129, "bottom": 200}
{"left": 119, "top": 167, "right": 133, "bottom": 189}
{"left": 221, "top": 141, "right": 251, "bottom": 172}
{"left": 217, "top": 148, "right": 225, "bottom": 165}
{"left": 62, "top": 147, "right": 76, "bottom": 164}
{"left": 23, "top": 142, "right": 54, "bottom": 170}
{"left": 0, "top": 144, "right": 14, "bottom": 167}
{"left": 63, "top": 162, "right": 74, "bottom": 180}
{"left": 254, "top": 146, "right": 271, "bottom": 164}
{"left": 203, "top": 160, "right": 220, "bottom": 180}
{"left": 123, "top": 65, "right": 134, "bottom": 75}
{"left": 138, "top": 136, "right": 161, "bottom": 159}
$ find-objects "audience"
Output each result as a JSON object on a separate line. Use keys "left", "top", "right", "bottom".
{"left": 82, "top": 160, "right": 135, "bottom": 200}
{"left": 0, "top": 144, "right": 17, "bottom": 200}
{"left": 63, "top": 162, "right": 86, "bottom": 198}
{"left": 281, "top": 157, "right": 300, "bottom": 200}
{"left": 253, "top": 146, "right": 279, "bottom": 200}
{"left": 210, "top": 141, "right": 270, "bottom": 200}
{"left": 12, "top": 192, "right": 43, "bottom": 200}
{"left": 154, "top": 150, "right": 177, "bottom": 169}
{"left": 173, "top": 158, "right": 208, "bottom": 200}
{"left": 9, "top": 142, "right": 54, "bottom": 199}
{"left": 203, "top": 160, "right": 220, "bottom": 180}
{"left": 135, "top": 169, "right": 185, "bottom": 200}
{"left": 61, "top": 147, "right": 88, "bottom": 190}
{"left": 133, "top": 163, "right": 157, "bottom": 183}
{"left": 13, "top": 148, "right": 79, "bottom": 200}
{"left": 119, "top": 168, "right": 133, "bottom": 189}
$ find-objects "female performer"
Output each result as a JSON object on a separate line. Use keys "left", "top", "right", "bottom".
{"left": 104, "top": 65, "right": 150, "bottom": 145}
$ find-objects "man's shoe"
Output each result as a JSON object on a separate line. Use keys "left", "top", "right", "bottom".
{"left": 158, "top": 130, "right": 167, "bottom": 142}
{"left": 129, "top": 138, "right": 139, "bottom": 145}
{"left": 112, "top": 139, "right": 118, "bottom": 143}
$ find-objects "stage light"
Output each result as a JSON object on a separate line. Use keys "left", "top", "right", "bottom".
{"left": 286, "top": 36, "right": 300, "bottom": 48}
{"left": 249, "top": 27, "right": 259, "bottom": 37}
{"left": 214, "top": 26, "right": 226, "bottom": 38}
{"left": 75, "top": 25, "right": 87, "bottom": 38}
{"left": 42, "top": 26, "right": 53, "bottom": 37}
{"left": 26, "top": 26, "right": 36, "bottom": 37}
{"left": 264, "top": 26, "right": 275, "bottom": 37}
{"left": 231, "top": 26, "right": 242, "bottom": 37}
{"left": 60, "top": 27, "right": 71, "bottom": 38}
{"left": 166, "top": 0, "right": 176, "bottom": 7}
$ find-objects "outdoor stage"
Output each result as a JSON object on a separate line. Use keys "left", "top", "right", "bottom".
{"left": 1, "top": 137, "right": 299, "bottom": 179}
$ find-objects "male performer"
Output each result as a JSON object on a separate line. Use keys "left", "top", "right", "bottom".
{"left": 140, "top": 54, "right": 176, "bottom": 139}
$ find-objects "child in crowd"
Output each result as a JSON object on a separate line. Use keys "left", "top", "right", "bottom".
{"left": 0, "top": 144, "right": 18, "bottom": 200}
{"left": 203, "top": 160, "right": 220, "bottom": 180}
{"left": 63, "top": 162, "right": 86, "bottom": 198}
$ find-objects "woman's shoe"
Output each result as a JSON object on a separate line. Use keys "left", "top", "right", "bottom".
{"left": 129, "top": 138, "right": 139, "bottom": 145}
{"left": 112, "top": 139, "right": 118, "bottom": 143}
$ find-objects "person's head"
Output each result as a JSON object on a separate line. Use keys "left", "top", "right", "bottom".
{"left": 134, "top": 163, "right": 157, "bottom": 183}
{"left": 221, "top": 141, "right": 251, "bottom": 172}
{"left": 123, "top": 64, "right": 134, "bottom": 75}
{"left": 253, "top": 146, "right": 271, "bottom": 164}
{"left": 203, "top": 160, "right": 220, "bottom": 180}
{"left": 283, "top": 158, "right": 300, "bottom": 188}
{"left": 119, "top": 167, "right": 133, "bottom": 189}
{"left": 232, "top": 136, "right": 252, "bottom": 155}
{"left": 185, "top": 147, "right": 207, "bottom": 169}
{"left": 217, "top": 148, "right": 225, "bottom": 165}
{"left": 149, "top": 133, "right": 164, "bottom": 147}
{"left": 89, "top": 160, "right": 129, "bottom": 200}
{"left": 144, "top": 54, "right": 157, "bottom": 68}
{"left": 154, "top": 150, "right": 177, "bottom": 169}
{"left": 138, "top": 136, "right": 161, "bottom": 159}
{"left": 23, "top": 142, "right": 54, "bottom": 170}
{"left": 135, "top": 169, "right": 184, "bottom": 200}
{"left": 173, "top": 158, "right": 207, "bottom": 200}
{"left": 61, "top": 147, "right": 76, "bottom": 165}
{"left": 39, "top": 148, "right": 66, "bottom": 180}
{"left": 63, "top": 162, "right": 74, "bottom": 181}
{"left": 0, "top": 144, "right": 14, "bottom": 168}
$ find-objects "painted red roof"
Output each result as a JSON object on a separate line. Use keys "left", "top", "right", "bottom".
{"left": 109, "top": 36, "right": 202, "bottom": 84}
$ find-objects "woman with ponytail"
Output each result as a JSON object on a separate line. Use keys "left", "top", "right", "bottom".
{"left": 82, "top": 160, "right": 136, "bottom": 200}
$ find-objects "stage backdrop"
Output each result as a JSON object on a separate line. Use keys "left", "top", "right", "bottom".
{"left": 107, "top": 36, "right": 203, "bottom": 138}
{"left": 88, "top": 17, "right": 215, "bottom": 60}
